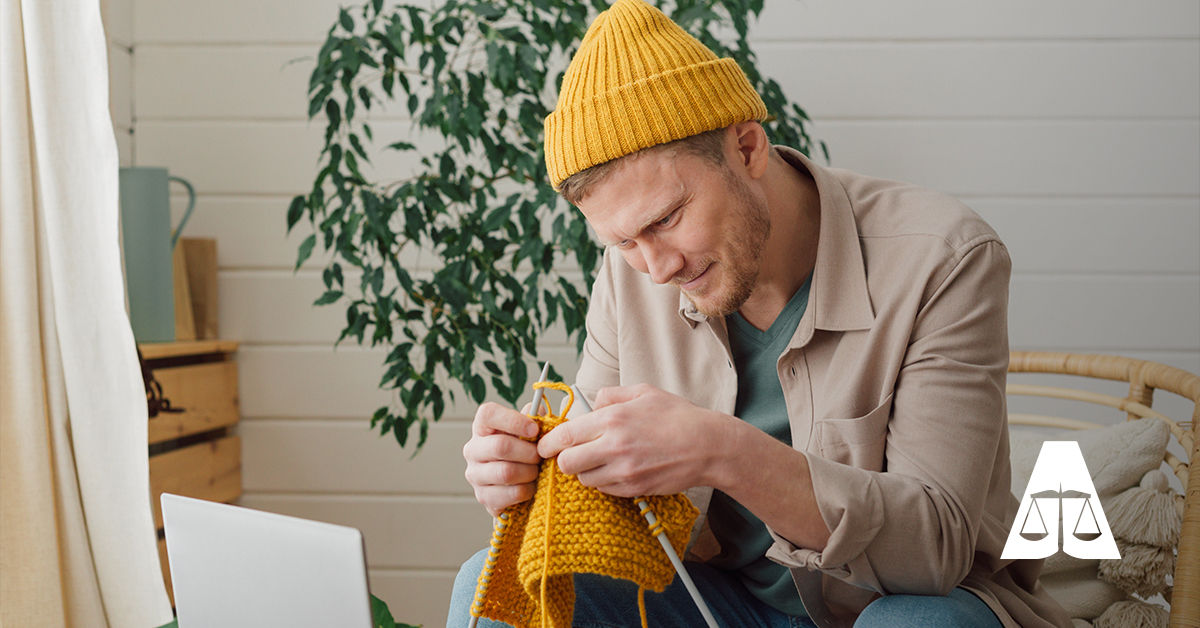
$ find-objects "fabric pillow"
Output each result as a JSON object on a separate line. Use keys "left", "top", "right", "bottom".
{"left": 1009, "top": 418, "right": 1169, "bottom": 500}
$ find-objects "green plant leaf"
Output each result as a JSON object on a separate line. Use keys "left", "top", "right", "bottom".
{"left": 287, "top": 195, "right": 306, "bottom": 232}
{"left": 314, "top": 290, "right": 343, "bottom": 306}
{"left": 295, "top": 234, "right": 317, "bottom": 270}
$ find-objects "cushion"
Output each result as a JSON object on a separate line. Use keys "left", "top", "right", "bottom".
{"left": 1009, "top": 418, "right": 1169, "bottom": 500}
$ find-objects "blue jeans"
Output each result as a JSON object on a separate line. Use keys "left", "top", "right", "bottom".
{"left": 447, "top": 549, "right": 1003, "bottom": 628}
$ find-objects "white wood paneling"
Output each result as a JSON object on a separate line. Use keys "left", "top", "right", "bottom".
{"left": 236, "top": 494, "right": 492, "bottom": 568}
{"left": 135, "top": 46, "right": 314, "bottom": 120}
{"left": 368, "top": 569, "right": 458, "bottom": 628}
{"left": 168, "top": 195, "right": 322, "bottom": 269}
{"left": 240, "top": 419, "right": 474, "bottom": 493}
{"left": 755, "top": 41, "right": 1200, "bottom": 120}
{"left": 135, "top": 0, "right": 349, "bottom": 44}
{"left": 815, "top": 120, "right": 1200, "bottom": 197}
{"left": 135, "top": 121, "right": 441, "bottom": 193}
{"left": 750, "top": 0, "right": 1200, "bottom": 41}
{"left": 969, "top": 198, "right": 1200, "bottom": 274}
{"left": 1008, "top": 276, "right": 1200, "bottom": 351}
{"left": 135, "top": 45, "right": 417, "bottom": 121}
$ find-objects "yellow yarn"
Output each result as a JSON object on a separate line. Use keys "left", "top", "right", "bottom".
{"left": 470, "top": 381, "right": 699, "bottom": 628}
{"left": 543, "top": 0, "right": 768, "bottom": 188}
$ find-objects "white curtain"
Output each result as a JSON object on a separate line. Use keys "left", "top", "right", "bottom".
{"left": 0, "top": 0, "right": 174, "bottom": 626}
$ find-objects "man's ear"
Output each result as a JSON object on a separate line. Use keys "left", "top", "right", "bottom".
{"left": 728, "top": 120, "right": 770, "bottom": 179}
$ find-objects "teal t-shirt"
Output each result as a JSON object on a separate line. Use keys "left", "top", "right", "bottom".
{"left": 707, "top": 273, "right": 812, "bottom": 617}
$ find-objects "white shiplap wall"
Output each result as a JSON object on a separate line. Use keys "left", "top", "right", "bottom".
{"left": 122, "top": 1, "right": 1199, "bottom": 624}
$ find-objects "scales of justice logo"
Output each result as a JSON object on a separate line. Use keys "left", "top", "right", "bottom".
{"left": 1002, "top": 441, "right": 1120, "bottom": 560}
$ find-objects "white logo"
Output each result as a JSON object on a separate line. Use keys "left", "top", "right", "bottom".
{"left": 1001, "top": 441, "right": 1120, "bottom": 560}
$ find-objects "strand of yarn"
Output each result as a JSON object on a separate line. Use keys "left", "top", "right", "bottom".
{"left": 540, "top": 456, "right": 556, "bottom": 627}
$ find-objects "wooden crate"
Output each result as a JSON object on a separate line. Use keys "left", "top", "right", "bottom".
{"left": 140, "top": 340, "right": 241, "bottom": 605}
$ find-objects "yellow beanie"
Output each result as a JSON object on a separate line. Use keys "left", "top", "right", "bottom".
{"left": 543, "top": 0, "right": 768, "bottom": 188}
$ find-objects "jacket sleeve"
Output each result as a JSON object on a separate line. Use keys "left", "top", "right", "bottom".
{"left": 767, "top": 238, "right": 1012, "bottom": 596}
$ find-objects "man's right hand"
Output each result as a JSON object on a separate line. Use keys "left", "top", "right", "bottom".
{"left": 463, "top": 402, "right": 543, "bottom": 517}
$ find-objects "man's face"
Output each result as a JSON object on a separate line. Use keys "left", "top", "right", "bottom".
{"left": 576, "top": 148, "right": 771, "bottom": 318}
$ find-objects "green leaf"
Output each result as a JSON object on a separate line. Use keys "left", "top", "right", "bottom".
{"left": 314, "top": 290, "right": 343, "bottom": 305}
{"left": 370, "top": 593, "right": 397, "bottom": 628}
{"left": 469, "top": 373, "right": 486, "bottom": 403}
{"left": 339, "top": 8, "right": 354, "bottom": 32}
{"left": 287, "top": 195, "right": 306, "bottom": 232}
{"left": 349, "top": 133, "right": 369, "bottom": 160}
{"left": 471, "top": 2, "right": 505, "bottom": 20}
{"left": 295, "top": 234, "right": 317, "bottom": 270}
{"left": 325, "top": 98, "right": 341, "bottom": 129}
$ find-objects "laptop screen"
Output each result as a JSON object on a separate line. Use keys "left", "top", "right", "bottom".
{"left": 161, "top": 493, "right": 374, "bottom": 628}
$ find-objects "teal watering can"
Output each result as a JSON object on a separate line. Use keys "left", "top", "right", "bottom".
{"left": 119, "top": 167, "right": 196, "bottom": 343}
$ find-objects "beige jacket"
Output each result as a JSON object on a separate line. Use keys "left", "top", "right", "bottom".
{"left": 573, "top": 148, "right": 1073, "bottom": 628}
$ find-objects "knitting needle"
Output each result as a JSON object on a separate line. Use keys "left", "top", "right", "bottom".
{"left": 569, "top": 385, "right": 720, "bottom": 628}
{"left": 467, "top": 362, "right": 552, "bottom": 628}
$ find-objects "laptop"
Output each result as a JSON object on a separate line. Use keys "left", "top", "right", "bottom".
{"left": 161, "top": 493, "right": 374, "bottom": 628}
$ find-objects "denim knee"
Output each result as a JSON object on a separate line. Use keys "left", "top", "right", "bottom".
{"left": 446, "top": 548, "right": 497, "bottom": 628}
{"left": 854, "top": 588, "right": 1001, "bottom": 628}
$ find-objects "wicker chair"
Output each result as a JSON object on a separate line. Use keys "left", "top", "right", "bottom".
{"left": 1007, "top": 351, "right": 1200, "bottom": 628}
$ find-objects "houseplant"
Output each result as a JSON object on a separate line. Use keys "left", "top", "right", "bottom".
{"left": 289, "top": 0, "right": 825, "bottom": 451}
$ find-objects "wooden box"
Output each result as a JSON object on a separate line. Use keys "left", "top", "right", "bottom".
{"left": 140, "top": 340, "right": 242, "bottom": 605}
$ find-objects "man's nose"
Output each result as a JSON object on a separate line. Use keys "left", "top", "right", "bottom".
{"left": 642, "top": 242, "right": 684, "bottom": 285}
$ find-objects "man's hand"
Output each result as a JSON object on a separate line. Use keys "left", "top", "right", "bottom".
{"left": 537, "top": 384, "right": 730, "bottom": 498}
{"left": 463, "top": 402, "right": 543, "bottom": 517}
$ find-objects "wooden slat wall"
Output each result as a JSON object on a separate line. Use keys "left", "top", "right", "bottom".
{"left": 122, "top": 1, "right": 1199, "bottom": 625}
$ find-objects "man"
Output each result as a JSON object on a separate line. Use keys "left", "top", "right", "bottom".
{"left": 450, "top": 1, "right": 1073, "bottom": 626}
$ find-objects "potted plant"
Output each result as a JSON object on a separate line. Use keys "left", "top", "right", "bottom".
{"left": 289, "top": 0, "right": 825, "bottom": 451}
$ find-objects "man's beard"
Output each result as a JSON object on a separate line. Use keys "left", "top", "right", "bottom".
{"left": 677, "top": 169, "right": 770, "bottom": 318}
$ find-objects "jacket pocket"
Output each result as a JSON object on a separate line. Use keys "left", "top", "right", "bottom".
{"left": 815, "top": 394, "right": 893, "bottom": 472}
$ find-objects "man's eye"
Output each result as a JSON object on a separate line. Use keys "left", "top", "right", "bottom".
{"left": 657, "top": 212, "right": 676, "bottom": 227}
{"left": 616, "top": 239, "right": 633, "bottom": 249}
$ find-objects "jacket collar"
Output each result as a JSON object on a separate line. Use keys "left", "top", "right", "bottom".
{"left": 677, "top": 147, "right": 875, "bottom": 336}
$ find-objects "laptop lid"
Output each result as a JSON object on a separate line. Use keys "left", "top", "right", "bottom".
{"left": 161, "top": 493, "right": 374, "bottom": 628}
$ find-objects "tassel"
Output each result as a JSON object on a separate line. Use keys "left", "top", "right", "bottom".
{"left": 1098, "top": 539, "right": 1174, "bottom": 597}
{"left": 1103, "top": 471, "right": 1179, "bottom": 548}
{"left": 1093, "top": 599, "right": 1168, "bottom": 628}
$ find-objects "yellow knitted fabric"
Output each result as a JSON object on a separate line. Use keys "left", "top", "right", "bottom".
{"left": 543, "top": 0, "right": 768, "bottom": 188}
{"left": 470, "top": 382, "right": 699, "bottom": 628}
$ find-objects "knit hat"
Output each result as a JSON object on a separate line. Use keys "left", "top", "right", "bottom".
{"left": 543, "top": 0, "right": 768, "bottom": 188}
